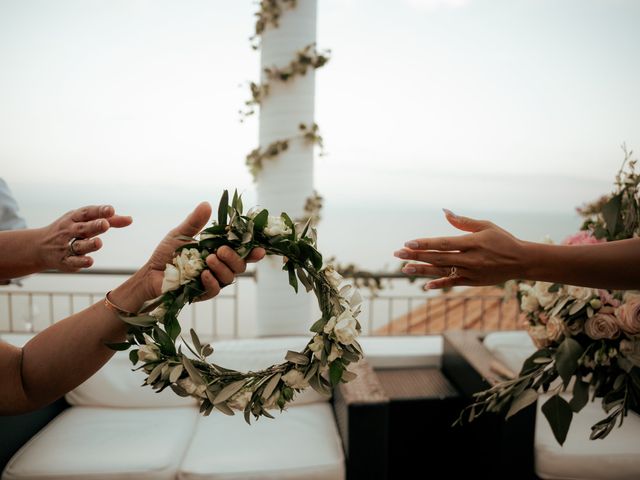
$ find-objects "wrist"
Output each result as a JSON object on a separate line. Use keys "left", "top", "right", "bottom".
{"left": 519, "top": 240, "right": 546, "bottom": 281}
{"left": 109, "top": 264, "right": 154, "bottom": 313}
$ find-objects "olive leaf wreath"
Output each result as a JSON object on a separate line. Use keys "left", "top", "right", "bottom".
{"left": 108, "top": 190, "right": 364, "bottom": 422}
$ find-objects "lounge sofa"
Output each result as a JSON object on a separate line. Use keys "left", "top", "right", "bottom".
{"left": 1, "top": 334, "right": 442, "bottom": 480}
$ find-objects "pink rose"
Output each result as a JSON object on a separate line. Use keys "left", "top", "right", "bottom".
{"left": 615, "top": 299, "right": 640, "bottom": 335}
{"left": 562, "top": 231, "right": 607, "bottom": 246}
{"left": 528, "top": 325, "right": 551, "bottom": 349}
{"left": 599, "top": 289, "right": 621, "bottom": 307}
{"left": 584, "top": 313, "right": 621, "bottom": 340}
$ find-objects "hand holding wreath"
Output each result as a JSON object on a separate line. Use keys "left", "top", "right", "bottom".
{"left": 109, "top": 190, "right": 364, "bottom": 422}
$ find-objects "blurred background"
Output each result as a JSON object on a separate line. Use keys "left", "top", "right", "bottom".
{"left": 2, "top": 0, "right": 639, "bottom": 272}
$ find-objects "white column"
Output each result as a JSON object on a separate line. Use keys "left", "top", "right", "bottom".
{"left": 256, "top": 0, "right": 317, "bottom": 336}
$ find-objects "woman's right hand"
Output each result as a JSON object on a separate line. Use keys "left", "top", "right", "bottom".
{"left": 109, "top": 202, "right": 265, "bottom": 313}
{"left": 395, "top": 209, "right": 528, "bottom": 289}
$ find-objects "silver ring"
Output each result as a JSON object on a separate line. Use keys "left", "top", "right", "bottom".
{"left": 68, "top": 238, "right": 80, "bottom": 256}
{"left": 448, "top": 266, "right": 458, "bottom": 278}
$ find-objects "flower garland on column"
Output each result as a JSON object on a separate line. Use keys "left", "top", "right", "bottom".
{"left": 242, "top": 0, "right": 329, "bottom": 229}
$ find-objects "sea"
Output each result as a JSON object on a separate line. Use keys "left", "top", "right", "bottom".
{"left": 1, "top": 182, "right": 582, "bottom": 335}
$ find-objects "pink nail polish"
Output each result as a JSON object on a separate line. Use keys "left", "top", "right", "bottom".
{"left": 442, "top": 208, "right": 456, "bottom": 217}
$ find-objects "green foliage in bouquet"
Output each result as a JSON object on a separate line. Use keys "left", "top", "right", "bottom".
{"left": 456, "top": 147, "right": 640, "bottom": 444}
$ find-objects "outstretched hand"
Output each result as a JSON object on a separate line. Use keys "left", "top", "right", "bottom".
{"left": 395, "top": 209, "right": 526, "bottom": 289}
{"left": 39, "top": 205, "right": 132, "bottom": 272}
{"left": 130, "top": 202, "right": 265, "bottom": 308}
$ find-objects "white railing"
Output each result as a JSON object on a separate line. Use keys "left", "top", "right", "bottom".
{"left": 0, "top": 270, "right": 522, "bottom": 337}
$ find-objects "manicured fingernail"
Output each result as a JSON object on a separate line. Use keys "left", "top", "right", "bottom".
{"left": 101, "top": 205, "right": 112, "bottom": 216}
{"left": 403, "top": 266, "right": 416, "bottom": 274}
{"left": 404, "top": 241, "right": 419, "bottom": 249}
{"left": 443, "top": 208, "right": 456, "bottom": 217}
{"left": 423, "top": 283, "right": 431, "bottom": 291}
{"left": 394, "top": 250, "right": 409, "bottom": 259}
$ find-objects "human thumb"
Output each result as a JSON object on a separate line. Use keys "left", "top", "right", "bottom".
{"left": 443, "top": 209, "right": 491, "bottom": 233}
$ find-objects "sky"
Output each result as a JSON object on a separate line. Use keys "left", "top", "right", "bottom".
{"left": 0, "top": 0, "right": 639, "bottom": 218}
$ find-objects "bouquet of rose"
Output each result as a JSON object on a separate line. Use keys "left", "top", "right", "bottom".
{"left": 457, "top": 147, "right": 640, "bottom": 444}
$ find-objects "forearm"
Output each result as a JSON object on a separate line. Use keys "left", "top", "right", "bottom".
{"left": 7, "top": 272, "right": 149, "bottom": 414}
{"left": 0, "top": 228, "right": 45, "bottom": 279}
{"left": 521, "top": 238, "right": 640, "bottom": 290}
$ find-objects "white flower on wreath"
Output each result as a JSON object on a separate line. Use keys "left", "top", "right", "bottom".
{"left": 334, "top": 310, "right": 359, "bottom": 345}
{"left": 324, "top": 316, "right": 337, "bottom": 334}
{"left": 149, "top": 304, "right": 167, "bottom": 320}
{"left": 328, "top": 344, "right": 342, "bottom": 363}
{"left": 282, "top": 369, "right": 308, "bottom": 389}
{"left": 161, "top": 248, "right": 205, "bottom": 293}
{"left": 264, "top": 215, "right": 292, "bottom": 237}
{"left": 309, "top": 334, "right": 324, "bottom": 360}
{"left": 228, "top": 390, "right": 252, "bottom": 411}
{"left": 178, "top": 377, "right": 207, "bottom": 398}
{"left": 138, "top": 344, "right": 160, "bottom": 363}
{"left": 533, "top": 281, "right": 560, "bottom": 309}
{"left": 323, "top": 266, "right": 344, "bottom": 291}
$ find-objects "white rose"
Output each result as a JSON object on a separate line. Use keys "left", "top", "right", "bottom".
{"left": 161, "top": 264, "right": 181, "bottom": 293}
{"left": 138, "top": 344, "right": 160, "bottom": 363}
{"left": 328, "top": 344, "right": 342, "bottom": 363}
{"left": 567, "top": 285, "right": 598, "bottom": 302}
{"left": 174, "top": 248, "right": 205, "bottom": 284}
{"left": 533, "top": 281, "right": 560, "bottom": 308}
{"left": 264, "top": 215, "right": 292, "bottom": 237}
{"left": 546, "top": 315, "right": 564, "bottom": 342}
{"left": 324, "top": 266, "right": 343, "bottom": 290}
{"left": 282, "top": 370, "right": 308, "bottom": 389}
{"left": 178, "top": 378, "right": 207, "bottom": 398}
{"left": 228, "top": 390, "right": 252, "bottom": 411}
{"left": 309, "top": 334, "right": 324, "bottom": 360}
{"left": 149, "top": 305, "right": 166, "bottom": 320}
{"left": 323, "top": 316, "right": 337, "bottom": 334}
{"left": 527, "top": 324, "right": 551, "bottom": 349}
{"left": 334, "top": 310, "right": 359, "bottom": 345}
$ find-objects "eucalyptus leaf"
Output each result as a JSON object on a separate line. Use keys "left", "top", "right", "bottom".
{"left": 287, "top": 263, "right": 299, "bottom": 293}
{"left": 262, "top": 373, "right": 282, "bottom": 400}
{"left": 310, "top": 318, "right": 325, "bottom": 333}
{"left": 569, "top": 379, "right": 589, "bottom": 412}
{"left": 506, "top": 388, "right": 538, "bottom": 420}
{"left": 122, "top": 315, "right": 158, "bottom": 328}
{"left": 541, "top": 394, "right": 573, "bottom": 445}
{"left": 602, "top": 193, "right": 622, "bottom": 237}
{"left": 285, "top": 350, "right": 310, "bottom": 365}
{"left": 182, "top": 356, "right": 204, "bottom": 385}
{"left": 214, "top": 380, "right": 246, "bottom": 404}
{"left": 218, "top": 190, "right": 229, "bottom": 227}
{"left": 190, "top": 328, "right": 203, "bottom": 356}
{"left": 329, "top": 361, "right": 344, "bottom": 387}
{"left": 253, "top": 209, "right": 269, "bottom": 231}
{"left": 147, "top": 363, "right": 165, "bottom": 385}
{"left": 169, "top": 364, "right": 184, "bottom": 383}
{"left": 129, "top": 349, "right": 139, "bottom": 365}
{"left": 556, "top": 337, "right": 584, "bottom": 386}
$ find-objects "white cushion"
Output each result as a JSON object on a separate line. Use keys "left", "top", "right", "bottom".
{"left": 204, "top": 336, "right": 330, "bottom": 405}
{"left": 178, "top": 403, "right": 345, "bottom": 480}
{"left": 483, "top": 330, "right": 536, "bottom": 374}
{"left": 66, "top": 350, "right": 197, "bottom": 408}
{"left": 2, "top": 406, "right": 198, "bottom": 480}
{"left": 0, "top": 333, "right": 34, "bottom": 348}
{"left": 358, "top": 335, "right": 442, "bottom": 369}
{"left": 535, "top": 394, "right": 640, "bottom": 480}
